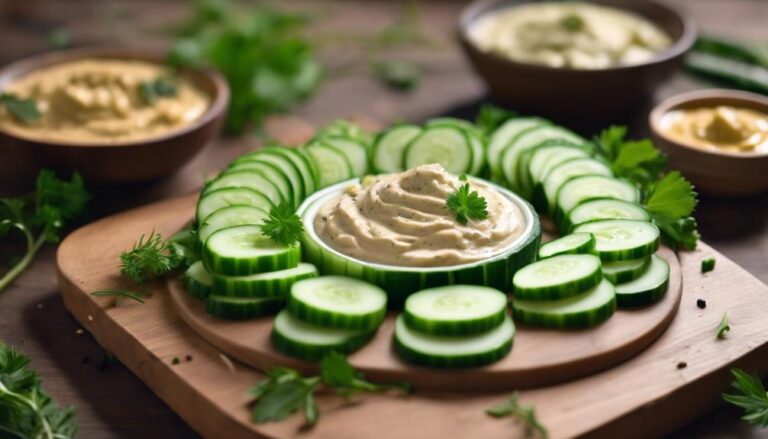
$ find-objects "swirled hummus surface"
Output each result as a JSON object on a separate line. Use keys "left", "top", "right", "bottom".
{"left": 313, "top": 164, "right": 526, "bottom": 267}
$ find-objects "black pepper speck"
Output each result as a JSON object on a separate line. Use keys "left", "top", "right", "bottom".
{"left": 696, "top": 299, "right": 706, "bottom": 309}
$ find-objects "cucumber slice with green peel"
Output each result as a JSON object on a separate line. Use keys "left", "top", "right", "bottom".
{"left": 288, "top": 276, "right": 387, "bottom": 331}
{"left": 538, "top": 233, "right": 596, "bottom": 259}
{"left": 513, "top": 254, "right": 603, "bottom": 301}
{"left": 602, "top": 257, "right": 651, "bottom": 284}
{"left": 198, "top": 205, "right": 269, "bottom": 245}
{"left": 184, "top": 261, "right": 212, "bottom": 299}
{"left": 566, "top": 199, "right": 651, "bottom": 231}
{"left": 542, "top": 158, "right": 613, "bottom": 215}
{"left": 403, "top": 285, "right": 507, "bottom": 336}
{"left": 203, "top": 225, "right": 300, "bottom": 276}
{"left": 211, "top": 263, "right": 319, "bottom": 298}
{"left": 206, "top": 296, "right": 284, "bottom": 320}
{"left": 615, "top": 255, "right": 670, "bottom": 307}
{"left": 204, "top": 170, "right": 283, "bottom": 205}
{"left": 528, "top": 141, "right": 588, "bottom": 186}
{"left": 404, "top": 126, "right": 473, "bottom": 174}
{"left": 519, "top": 139, "right": 588, "bottom": 197}
{"left": 318, "top": 136, "right": 369, "bottom": 177}
{"left": 573, "top": 219, "right": 660, "bottom": 262}
{"left": 372, "top": 125, "right": 422, "bottom": 173}
{"left": 512, "top": 279, "right": 616, "bottom": 328}
{"left": 306, "top": 143, "right": 354, "bottom": 188}
{"left": 196, "top": 187, "right": 273, "bottom": 226}
{"left": 468, "top": 133, "right": 486, "bottom": 176}
{"left": 226, "top": 162, "right": 293, "bottom": 208}
{"left": 488, "top": 118, "right": 549, "bottom": 181}
{"left": 555, "top": 175, "right": 639, "bottom": 224}
{"left": 426, "top": 117, "right": 482, "bottom": 137}
{"left": 393, "top": 314, "right": 515, "bottom": 368}
{"left": 271, "top": 309, "right": 375, "bottom": 360}
{"left": 270, "top": 147, "right": 318, "bottom": 196}
{"left": 230, "top": 152, "right": 304, "bottom": 207}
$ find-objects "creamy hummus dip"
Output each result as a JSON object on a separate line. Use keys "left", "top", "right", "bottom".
{"left": 469, "top": 2, "right": 671, "bottom": 69}
{"left": 0, "top": 59, "right": 210, "bottom": 143}
{"left": 313, "top": 164, "right": 526, "bottom": 267}
{"left": 660, "top": 106, "right": 768, "bottom": 154}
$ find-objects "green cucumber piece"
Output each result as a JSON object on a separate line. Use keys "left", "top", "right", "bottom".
{"left": 542, "top": 158, "right": 613, "bottom": 215}
{"left": 204, "top": 170, "right": 283, "bottom": 206}
{"left": 567, "top": 199, "right": 651, "bottom": 232}
{"left": 211, "top": 263, "right": 319, "bottom": 298}
{"left": 512, "top": 279, "right": 616, "bottom": 328}
{"left": 531, "top": 144, "right": 590, "bottom": 186}
{"left": 206, "top": 296, "right": 284, "bottom": 320}
{"left": 555, "top": 176, "right": 639, "bottom": 226}
{"left": 227, "top": 161, "right": 293, "bottom": 207}
{"left": 573, "top": 219, "right": 660, "bottom": 262}
{"left": 203, "top": 225, "right": 300, "bottom": 276}
{"left": 288, "top": 276, "right": 387, "bottom": 331}
{"left": 184, "top": 261, "right": 212, "bottom": 299}
{"left": 196, "top": 187, "right": 273, "bottom": 226}
{"left": 602, "top": 257, "right": 651, "bottom": 284}
{"left": 372, "top": 124, "right": 422, "bottom": 173}
{"left": 513, "top": 254, "right": 602, "bottom": 301}
{"left": 403, "top": 285, "right": 507, "bottom": 336}
{"left": 319, "top": 136, "right": 369, "bottom": 177}
{"left": 538, "top": 232, "right": 596, "bottom": 259}
{"left": 271, "top": 309, "right": 374, "bottom": 360}
{"left": 198, "top": 205, "right": 269, "bottom": 245}
{"left": 488, "top": 118, "right": 549, "bottom": 181}
{"left": 394, "top": 314, "right": 515, "bottom": 368}
{"left": 615, "top": 254, "right": 670, "bottom": 307}
{"left": 404, "top": 126, "right": 473, "bottom": 174}
{"left": 306, "top": 143, "right": 353, "bottom": 188}
{"left": 230, "top": 152, "right": 304, "bottom": 208}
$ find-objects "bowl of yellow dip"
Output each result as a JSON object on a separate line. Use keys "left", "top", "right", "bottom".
{"left": 0, "top": 47, "right": 229, "bottom": 189}
{"left": 458, "top": 0, "right": 696, "bottom": 124}
{"left": 650, "top": 89, "right": 768, "bottom": 196}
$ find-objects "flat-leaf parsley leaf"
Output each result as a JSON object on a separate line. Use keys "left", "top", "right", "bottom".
{"left": 446, "top": 183, "right": 488, "bottom": 225}
{"left": 260, "top": 202, "right": 303, "bottom": 246}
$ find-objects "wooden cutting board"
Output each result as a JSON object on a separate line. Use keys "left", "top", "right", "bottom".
{"left": 57, "top": 194, "right": 768, "bottom": 439}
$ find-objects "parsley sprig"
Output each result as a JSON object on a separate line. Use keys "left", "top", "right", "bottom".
{"left": 250, "top": 352, "right": 409, "bottom": 426}
{"left": 0, "top": 342, "right": 77, "bottom": 439}
{"left": 723, "top": 368, "right": 768, "bottom": 426}
{"left": 117, "top": 227, "right": 199, "bottom": 285}
{"left": 486, "top": 392, "right": 548, "bottom": 438}
{"left": 0, "top": 93, "right": 41, "bottom": 124}
{"left": 446, "top": 182, "right": 488, "bottom": 225}
{"left": 259, "top": 202, "right": 304, "bottom": 246}
{"left": 139, "top": 77, "right": 178, "bottom": 105}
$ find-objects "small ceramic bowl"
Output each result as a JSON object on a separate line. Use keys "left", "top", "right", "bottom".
{"left": 649, "top": 89, "right": 768, "bottom": 196}
{"left": 458, "top": 0, "right": 697, "bottom": 124}
{"left": 0, "top": 47, "right": 229, "bottom": 190}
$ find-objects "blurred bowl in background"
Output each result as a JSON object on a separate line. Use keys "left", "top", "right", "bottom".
{"left": 458, "top": 0, "right": 697, "bottom": 125}
{"left": 0, "top": 47, "right": 229, "bottom": 192}
{"left": 650, "top": 89, "right": 768, "bottom": 197}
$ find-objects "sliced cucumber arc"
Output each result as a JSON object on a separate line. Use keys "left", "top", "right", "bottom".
{"left": 228, "top": 161, "right": 293, "bottom": 207}
{"left": 538, "top": 232, "right": 596, "bottom": 259}
{"left": 203, "top": 225, "right": 300, "bottom": 276}
{"left": 615, "top": 254, "right": 670, "bottom": 307}
{"left": 404, "top": 126, "right": 473, "bottom": 174}
{"left": 288, "top": 276, "right": 387, "bottom": 331}
{"left": 184, "top": 261, "right": 212, "bottom": 299}
{"left": 320, "top": 137, "right": 369, "bottom": 177}
{"left": 403, "top": 285, "right": 508, "bottom": 336}
{"left": 513, "top": 254, "right": 602, "bottom": 301}
{"left": 535, "top": 145, "right": 591, "bottom": 185}
{"left": 488, "top": 118, "right": 549, "bottom": 181}
{"left": 518, "top": 139, "right": 586, "bottom": 197}
{"left": 206, "top": 296, "right": 284, "bottom": 320}
{"left": 542, "top": 158, "right": 613, "bottom": 214}
{"left": 211, "top": 263, "right": 319, "bottom": 298}
{"left": 528, "top": 142, "right": 588, "bottom": 187}
{"left": 198, "top": 205, "right": 269, "bottom": 245}
{"left": 306, "top": 143, "right": 353, "bottom": 188}
{"left": 567, "top": 199, "right": 651, "bottom": 232}
{"left": 555, "top": 175, "right": 639, "bottom": 222}
{"left": 602, "top": 257, "right": 651, "bottom": 284}
{"left": 196, "top": 187, "right": 273, "bottom": 226}
{"left": 271, "top": 309, "right": 374, "bottom": 360}
{"left": 573, "top": 219, "right": 660, "bottom": 262}
{"left": 230, "top": 153, "right": 304, "bottom": 207}
{"left": 372, "top": 125, "right": 422, "bottom": 173}
{"left": 204, "top": 170, "right": 283, "bottom": 206}
{"left": 394, "top": 314, "right": 515, "bottom": 368}
{"left": 512, "top": 279, "right": 616, "bottom": 328}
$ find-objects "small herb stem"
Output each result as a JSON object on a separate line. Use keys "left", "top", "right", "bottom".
{"left": 0, "top": 380, "right": 55, "bottom": 439}
{"left": 0, "top": 226, "right": 46, "bottom": 293}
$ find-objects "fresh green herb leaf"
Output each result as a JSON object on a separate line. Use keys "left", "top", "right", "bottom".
{"left": 475, "top": 104, "right": 518, "bottom": 136}
{"left": 458, "top": 174, "right": 467, "bottom": 182}
{"left": 717, "top": 312, "right": 730, "bottom": 339}
{"left": 486, "top": 392, "right": 547, "bottom": 438}
{"left": 644, "top": 171, "right": 700, "bottom": 250}
{"left": 702, "top": 257, "right": 716, "bottom": 273}
{"left": 90, "top": 290, "right": 146, "bottom": 304}
{"left": 446, "top": 183, "right": 488, "bottom": 225}
{"left": 260, "top": 202, "right": 303, "bottom": 246}
{"left": 139, "top": 77, "right": 178, "bottom": 105}
{"left": 48, "top": 27, "right": 71, "bottom": 49}
{"left": 560, "top": 14, "right": 585, "bottom": 32}
{"left": 0, "top": 93, "right": 42, "bottom": 124}
{"left": 119, "top": 231, "right": 182, "bottom": 284}
{"left": 723, "top": 368, "right": 768, "bottom": 427}
{"left": 0, "top": 342, "right": 78, "bottom": 439}
{"left": 373, "top": 60, "right": 420, "bottom": 91}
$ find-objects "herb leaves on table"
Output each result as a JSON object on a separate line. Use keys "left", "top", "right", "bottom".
{"left": 447, "top": 183, "right": 488, "bottom": 225}
{"left": 723, "top": 368, "right": 768, "bottom": 427}
{"left": 486, "top": 392, "right": 548, "bottom": 438}
{"left": 716, "top": 312, "right": 730, "bottom": 339}
{"left": 260, "top": 202, "right": 304, "bottom": 246}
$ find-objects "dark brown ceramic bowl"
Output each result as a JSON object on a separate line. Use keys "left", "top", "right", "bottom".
{"left": 650, "top": 89, "right": 768, "bottom": 196}
{"left": 0, "top": 47, "right": 229, "bottom": 191}
{"left": 458, "top": 0, "right": 697, "bottom": 124}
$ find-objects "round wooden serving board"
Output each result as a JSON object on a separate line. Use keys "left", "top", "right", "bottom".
{"left": 169, "top": 247, "right": 681, "bottom": 391}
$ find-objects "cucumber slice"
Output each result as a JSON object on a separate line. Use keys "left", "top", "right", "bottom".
{"left": 519, "top": 140, "right": 587, "bottom": 197}
{"left": 513, "top": 254, "right": 603, "bottom": 301}
{"left": 512, "top": 279, "right": 616, "bottom": 328}
{"left": 403, "top": 285, "right": 507, "bottom": 336}
{"left": 426, "top": 117, "right": 482, "bottom": 137}
{"left": 404, "top": 126, "right": 473, "bottom": 174}
{"left": 204, "top": 170, "right": 283, "bottom": 206}
{"left": 270, "top": 147, "right": 317, "bottom": 197}
{"left": 206, "top": 296, "right": 284, "bottom": 320}
{"left": 615, "top": 254, "right": 670, "bottom": 307}
{"left": 319, "top": 137, "right": 369, "bottom": 177}
{"left": 228, "top": 162, "right": 293, "bottom": 208}
{"left": 488, "top": 118, "right": 549, "bottom": 181}
{"left": 566, "top": 199, "right": 651, "bottom": 231}
{"left": 288, "top": 276, "right": 387, "bottom": 331}
{"left": 203, "top": 225, "right": 300, "bottom": 276}
{"left": 271, "top": 309, "right": 374, "bottom": 360}
{"left": 196, "top": 187, "right": 273, "bottom": 225}
{"left": 602, "top": 257, "right": 651, "bottom": 284}
{"left": 211, "top": 263, "right": 319, "bottom": 298}
{"left": 573, "top": 219, "right": 660, "bottom": 262}
{"left": 198, "top": 205, "right": 269, "bottom": 245}
{"left": 231, "top": 152, "right": 304, "bottom": 207}
{"left": 394, "top": 314, "right": 515, "bottom": 368}
{"left": 425, "top": 118, "right": 486, "bottom": 175}
{"left": 184, "top": 261, "right": 212, "bottom": 300}
{"left": 306, "top": 143, "right": 353, "bottom": 188}
{"left": 538, "top": 232, "right": 596, "bottom": 259}
{"left": 555, "top": 175, "right": 639, "bottom": 224}
{"left": 542, "top": 158, "right": 613, "bottom": 215}
{"left": 528, "top": 142, "right": 588, "bottom": 187}
{"left": 372, "top": 125, "right": 422, "bottom": 173}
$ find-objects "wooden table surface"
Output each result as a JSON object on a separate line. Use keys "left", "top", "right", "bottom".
{"left": 1, "top": 0, "right": 767, "bottom": 437}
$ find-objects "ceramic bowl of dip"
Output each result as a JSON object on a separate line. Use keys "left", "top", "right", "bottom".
{"left": 458, "top": 0, "right": 696, "bottom": 125}
{"left": 0, "top": 47, "right": 229, "bottom": 190}
{"left": 649, "top": 89, "right": 768, "bottom": 196}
